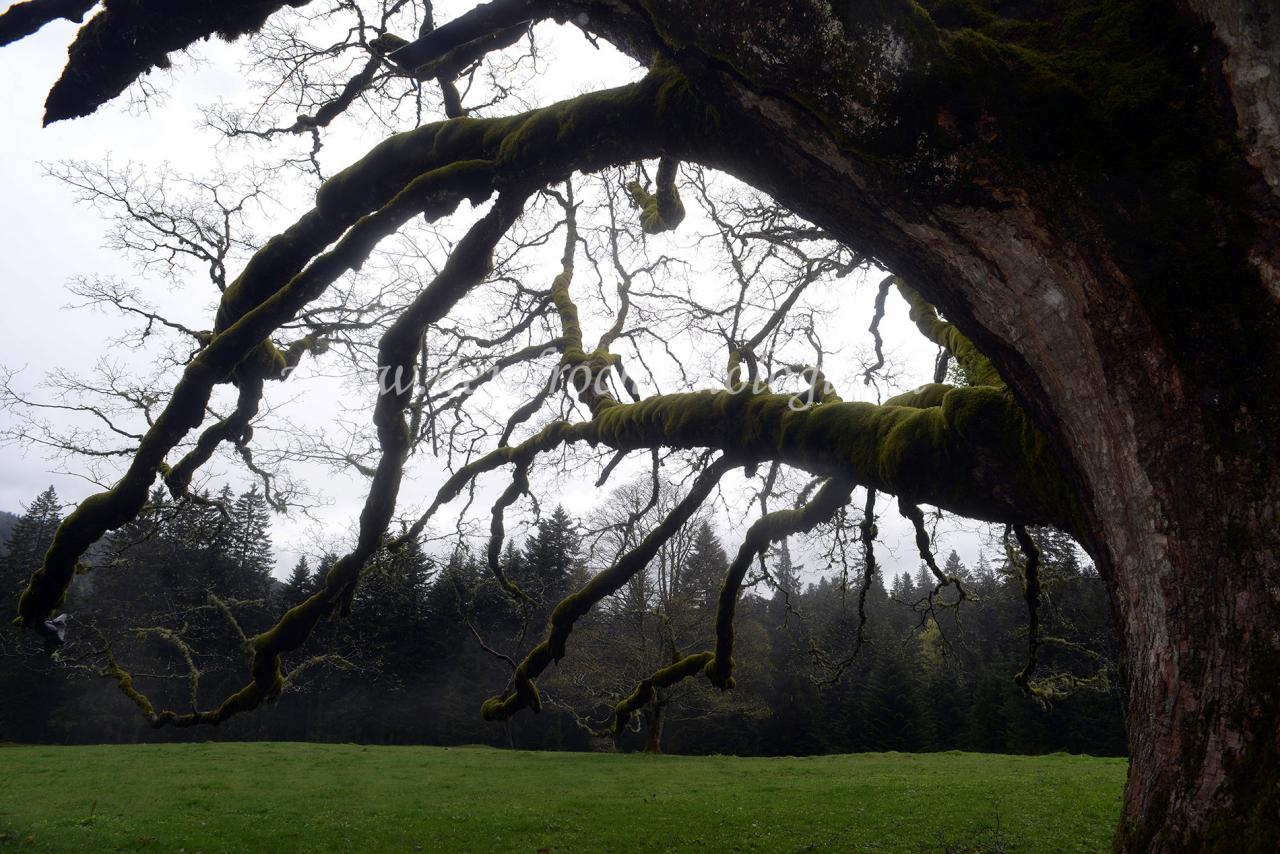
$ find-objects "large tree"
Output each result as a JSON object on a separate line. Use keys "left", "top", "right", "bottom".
{"left": 3, "top": 1, "right": 1277, "bottom": 849}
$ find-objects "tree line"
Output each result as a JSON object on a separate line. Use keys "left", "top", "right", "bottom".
{"left": 0, "top": 485, "right": 1124, "bottom": 756}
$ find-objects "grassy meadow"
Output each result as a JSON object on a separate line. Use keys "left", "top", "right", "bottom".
{"left": 0, "top": 744, "right": 1124, "bottom": 852}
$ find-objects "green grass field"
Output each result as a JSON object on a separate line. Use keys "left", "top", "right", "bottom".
{"left": 0, "top": 744, "right": 1124, "bottom": 852}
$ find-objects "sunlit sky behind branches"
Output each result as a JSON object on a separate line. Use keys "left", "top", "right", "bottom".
{"left": 0, "top": 8, "right": 1005, "bottom": 585}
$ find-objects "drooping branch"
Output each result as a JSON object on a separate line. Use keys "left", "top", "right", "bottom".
{"left": 855, "top": 487, "right": 879, "bottom": 650}
{"left": 1012, "top": 524, "right": 1043, "bottom": 697}
{"left": 485, "top": 461, "right": 536, "bottom": 602}
{"left": 705, "top": 475, "right": 856, "bottom": 688}
{"left": 480, "top": 454, "right": 737, "bottom": 721}
{"left": 899, "top": 498, "right": 971, "bottom": 610}
{"left": 99, "top": 192, "right": 531, "bottom": 727}
{"left": 129, "top": 625, "right": 201, "bottom": 711}
{"left": 627, "top": 156, "right": 686, "bottom": 235}
{"left": 863, "top": 274, "right": 894, "bottom": 385}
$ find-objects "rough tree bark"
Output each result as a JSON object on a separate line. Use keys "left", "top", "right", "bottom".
{"left": 607, "top": 2, "right": 1278, "bottom": 849}
{"left": 6, "top": 1, "right": 1278, "bottom": 850}
{"left": 469, "top": 0, "right": 1276, "bottom": 847}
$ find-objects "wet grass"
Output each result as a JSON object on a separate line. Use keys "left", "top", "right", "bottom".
{"left": 0, "top": 743, "right": 1125, "bottom": 852}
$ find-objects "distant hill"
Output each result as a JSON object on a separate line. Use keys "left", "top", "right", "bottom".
{"left": 0, "top": 510, "right": 19, "bottom": 554}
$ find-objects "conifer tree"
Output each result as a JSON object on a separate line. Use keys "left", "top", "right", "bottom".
{"left": 1, "top": 486, "right": 62, "bottom": 600}
{"left": 280, "top": 557, "right": 313, "bottom": 606}
{"left": 225, "top": 487, "right": 273, "bottom": 597}
{"left": 0, "top": 487, "right": 65, "bottom": 740}
{"left": 520, "top": 506, "right": 579, "bottom": 606}
{"left": 684, "top": 521, "right": 728, "bottom": 610}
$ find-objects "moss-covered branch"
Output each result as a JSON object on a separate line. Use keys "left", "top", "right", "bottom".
{"left": 896, "top": 281, "right": 1003, "bottom": 388}
{"left": 163, "top": 375, "right": 265, "bottom": 499}
{"left": 132, "top": 625, "right": 202, "bottom": 712}
{"left": 95, "top": 193, "right": 531, "bottom": 728}
{"left": 407, "top": 374, "right": 1078, "bottom": 584}
{"left": 582, "top": 386, "right": 1073, "bottom": 527}
{"left": 706, "top": 476, "right": 856, "bottom": 689}
{"left": 480, "top": 455, "right": 737, "bottom": 721}
{"left": 611, "top": 651, "right": 714, "bottom": 735}
{"left": 627, "top": 156, "right": 686, "bottom": 234}
{"left": 480, "top": 185, "right": 584, "bottom": 599}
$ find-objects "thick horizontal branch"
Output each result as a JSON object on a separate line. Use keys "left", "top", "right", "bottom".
{"left": 0, "top": 0, "right": 95, "bottom": 47}
{"left": 41, "top": 0, "right": 316, "bottom": 124}
{"left": 412, "top": 379, "right": 1077, "bottom": 566}
{"left": 388, "top": 0, "right": 546, "bottom": 72}
{"left": 580, "top": 387, "right": 1074, "bottom": 527}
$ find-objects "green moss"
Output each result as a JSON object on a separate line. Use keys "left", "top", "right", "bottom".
{"left": 611, "top": 652, "right": 715, "bottom": 734}
{"left": 626, "top": 156, "right": 686, "bottom": 234}
{"left": 897, "top": 283, "right": 1003, "bottom": 389}
{"left": 496, "top": 107, "right": 563, "bottom": 163}
{"left": 637, "top": 0, "right": 1276, "bottom": 437}
{"left": 916, "top": 1, "right": 1279, "bottom": 432}
{"left": 550, "top": 269, "right": 583, "bottom": 356}
{"left": 652, "top": 54, "right": 722, "bottom": 135}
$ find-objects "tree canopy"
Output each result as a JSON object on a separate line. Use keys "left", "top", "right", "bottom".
{"left": 2, "top": 1, "right": 1278, "bottom": 850}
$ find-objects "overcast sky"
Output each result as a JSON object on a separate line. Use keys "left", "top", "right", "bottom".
{"left": 0, "top": 12, "right": 1000, "bottom": 583}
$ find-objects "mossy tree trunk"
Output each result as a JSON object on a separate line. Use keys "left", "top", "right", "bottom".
{"left": 608, "top": 1, "right": 1279, "bottom": 849}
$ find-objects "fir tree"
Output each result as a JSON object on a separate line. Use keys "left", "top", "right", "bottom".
{"left": 0, "top": 487, "right": 67, "bottom": 740}
{"left": 771, "top": 540, "right": 801, "bottom": 600}
{"left": 521, "top": 506, "right": 579, "bottom": 605}
{"left": 280, "top": 557, "right": 314, "bottom": 605}
{"left": 1, "top": 486, "right": 62, "bottom": 599}
{"left": 684, "top": 521, "right": 729, "bottom": 609}
{"left": 225, "top": 487, "right": 274, "bottom": 598}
